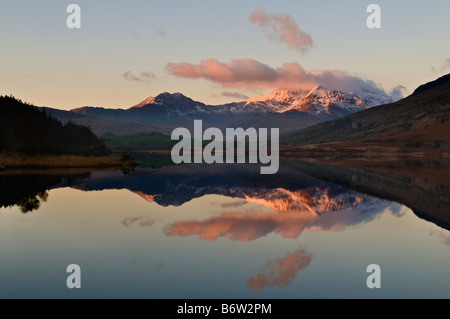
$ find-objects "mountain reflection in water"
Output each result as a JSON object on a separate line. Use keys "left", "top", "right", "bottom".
{"left": 1, "top": 160, "right": 449, "bottom": 298}
{"left": 1, "top": 159, "right": 447, "bottom": 232}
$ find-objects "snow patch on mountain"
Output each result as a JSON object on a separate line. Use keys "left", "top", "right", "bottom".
{"left": 355, "top": 88, "right": 394, "bottom": 106}
{"left": 132, "top": 96, "right": 157, "bottom": 108}
{"left": 131, "top": 92, "right": 207, "bottom": 115}
{"left": 238, "top": 86, "right": 371, "bottom": 115}
{"left": 131, "top": 86, "right": 392, "bottom": 117}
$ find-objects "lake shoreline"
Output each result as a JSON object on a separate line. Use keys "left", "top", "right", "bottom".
{"left": 279, "top": 142, "right": 450, "bottom": 166}
{"left": 2, "top": 143, "right": 450, "bottom": 171}
{"left": 0, "top": 151, "right": 137, "bottom": 170}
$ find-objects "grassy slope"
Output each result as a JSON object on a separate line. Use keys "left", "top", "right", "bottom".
{"left": 103, "top": 133, "right": 231, "bottom": 151}
{"left": 280, "top": 76, "right": 450, "bottom": 163}
{"left": 103, "top": 133, "right": 175, "bottom": 151}
{"left": 282, "top": 88, "right": 450, "bottom": 146}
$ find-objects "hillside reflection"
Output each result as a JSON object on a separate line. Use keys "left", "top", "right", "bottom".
{"left": 1, "top": 160, "right": 449, "bottom": 297}
{"left": 0, "top": 171, "right": 91, "bottom": 213}
{"left": 1, "top": 158, "right": 448, "bottom": 231}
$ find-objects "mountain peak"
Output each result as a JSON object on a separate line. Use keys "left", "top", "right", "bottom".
{"left": 129, "top": 86, "right": 385, "bottom": 117}
{"left": 155, "top": 92, "right": 187, "bottom": 100}
{"left": 154, "top": 92, "right": 205, "bottom": 108}
{"left": 306, "top": 85, "right": 340, "bottom": 98}
{"left": 294, "top": 86, "right": 370, "bottom": 114}
{"left": 132, "top": 96, "right": 157, "bottom": 108}
{"left": 308, "top": 85, "right": 353, "bottom": 96}
{"left": 131, "top": 92, "right": 203, "bottom": 109}
{"left": 240, "top": 86, "right": 374, "bottom": 115}
{"left": 246, "top": 89, "right": 309, "bottom": 105}
{"left": 310, "top": 85, "right": 328, "bottom": 92}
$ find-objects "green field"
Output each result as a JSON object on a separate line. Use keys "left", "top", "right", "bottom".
{"left": 128, "top": 153, "right": 175, "bottom": 167}
{"left": 103, "top": 133, "right": 258, "bottom": 151}
{"left": 103, "top": 133, "right": 175, "bottom": 151}
{"left": 104, "top": 133, "right": 269, "bottom": 169}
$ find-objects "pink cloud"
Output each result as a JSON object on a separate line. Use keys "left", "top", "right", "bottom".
{"left": 163, "top": 188, "right": 390, "bottom": 242}
{"left": 166, "top": 58, "right": 394, "bottom": 97}
{"left": 247, "top": 247, "right": 312, "bottom": 293}
{"left": 250, "top": 7, "right": 313, "bottom": 53}
{"left": 164, "top": 211, "right": 308, "bottom": 242}
{"left": 164, "top": 205, "right": 380, "bottom": 242}
{"left": 166, "top": 58, "right": 278, "bottom": 84}
{"left": 122, "top": 216, "right": 155, "bottom": 227}
{"left": 429, "top": 229, "right": 450, "bottom": 246}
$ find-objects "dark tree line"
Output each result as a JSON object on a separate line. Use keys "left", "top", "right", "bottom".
{"left": 0, "top": 95, "right": 109, "bottom": 155}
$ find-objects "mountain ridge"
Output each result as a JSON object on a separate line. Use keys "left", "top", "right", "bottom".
{"left": 42, "top": 86, "right": 399, "bottom": 137}
{"left": 129, "top": 86, "right": 388, "bottom": 115}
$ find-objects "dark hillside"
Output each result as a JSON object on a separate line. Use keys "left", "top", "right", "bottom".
{"left": 0, "top": 95, "right": 109, "bottom": 155}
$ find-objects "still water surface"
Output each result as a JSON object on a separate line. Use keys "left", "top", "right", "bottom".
{"left": 1, "top": 162, "right": 449, "bottom": 298}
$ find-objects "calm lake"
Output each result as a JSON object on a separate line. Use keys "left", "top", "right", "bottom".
{"left": 1, "top": 159, "right": 450, "bottom": 298}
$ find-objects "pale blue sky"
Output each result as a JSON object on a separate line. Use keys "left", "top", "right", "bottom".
{"left": 1, "top": 0, "right": 449, "bottom": 109}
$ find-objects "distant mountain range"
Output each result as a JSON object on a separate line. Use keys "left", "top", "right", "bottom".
{"left": 131, "top": 85, "right": 391, "bottom": 115}
{"left": 43, "top": 86, "right": 393, "bottom": 136}
{"left": 6, "top": 73, "right": 449, "bottom": 155}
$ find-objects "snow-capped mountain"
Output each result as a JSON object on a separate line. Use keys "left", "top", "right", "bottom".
{"left": 49, "top": 86, "right": 394, "bottom": 135}
{"left": 131, "top": 92, "right": 207, "bottom": 115}
{"left": 132, "top": 96, "right": 157, "bottom": 107}
{"left": 355, "top": 88, "right": 394, "bottom": 106}
{"left": 241, "top": 89, "right": 310, "bottom": 113}
{"left": 238, "top": 86, "right": 370, "bottom": 115}
{"left": 132, "top": 86, "right": 379, "bottom": 117}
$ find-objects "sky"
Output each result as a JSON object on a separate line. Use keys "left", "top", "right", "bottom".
{"left": 1, "top": 0, "right": 450, "bottom": 110}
